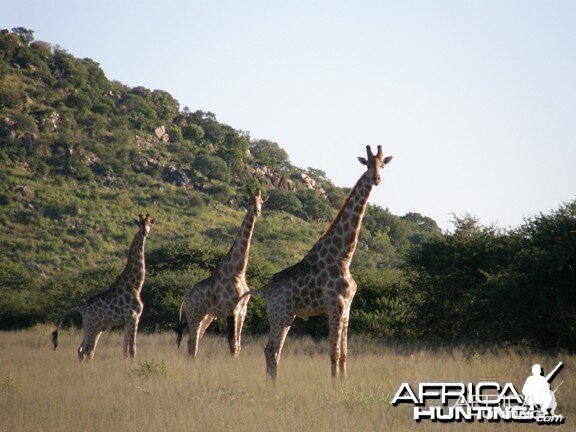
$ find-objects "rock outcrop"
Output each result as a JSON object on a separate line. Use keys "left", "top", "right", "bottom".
{"left": 253, "top": 166, "right": 295, "bottom": 191}
{"left": 162, "top": 163, "right": 191, "bottom": 188}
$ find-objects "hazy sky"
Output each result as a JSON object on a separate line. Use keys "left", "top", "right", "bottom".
{"left": 2, "top": 0, "right": 575, "bottom": 230}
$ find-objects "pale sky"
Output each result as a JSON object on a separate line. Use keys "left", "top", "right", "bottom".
{"left": 2, "top": 0, "right": 575, "bottom": 230}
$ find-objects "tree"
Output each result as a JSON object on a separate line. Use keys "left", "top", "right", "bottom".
{"left": 305, "top": 167, "right": 328, "bottom": 183}
{"left": 11, "top": 27, "right": 34, "bottom": 44}
{"left": 182, "top": 123, "right": 205, "bottom": 141}
{"left": 401, "top": 212, "right": 441, "bottom": 233}
{"left": 169, "top": 125, "right": 183, "bottom": 142}
{"left": 66, "top": 92, "right": 92, "bottom": 113}
{"left": 151, "top": 89, "right": 179, "bottom": 121}
{"left": 250, "top": 140, "right": 290, "bottom": 170}
{"left": 218, "top": 131, "right": 249, "bottom": 167}
{"left": 265, "top": 189, "right": 302, "bottom": 213}
{"left": 30, "top": 40, "right": 52, "bottom": 57}
{"left": 296, "top": 189, "right": 334, "bottom": 221}
{"left": 403, "top": 216, "right": 518, "bottom": 343}
{"left": 192, "top": 153, "right": 230, "bottom": 182}
{"left": 485, "top": 201, "right": 576, "bottom": 350}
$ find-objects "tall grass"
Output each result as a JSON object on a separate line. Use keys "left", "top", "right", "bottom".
{"left": 0, "top": 327, "right": 573, "bottom": 431}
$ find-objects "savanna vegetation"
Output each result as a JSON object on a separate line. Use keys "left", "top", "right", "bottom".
{"left": 0, "top": 328, "right": 573, "bottom": 432}
{"left": 1, "top": 28, "right": 575, "bottom": 353}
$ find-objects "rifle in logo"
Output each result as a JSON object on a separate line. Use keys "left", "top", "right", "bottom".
{"left": 546, "top": 361, "right": 563, "bottom": 383}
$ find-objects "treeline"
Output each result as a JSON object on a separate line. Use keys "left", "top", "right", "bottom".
{"left": 2, "top": 201, "right": 574, "bottom": 351}
{"left": 402, "top": 205, "right": 575, "bottom": 350}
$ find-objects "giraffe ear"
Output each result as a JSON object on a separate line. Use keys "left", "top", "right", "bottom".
{"left": 262, "top": 195, "right": 269, "bottom": 204}
{"left": 383, "top": 156, "right": 393, "bottom": 165}
{"left": 150, "top": 218, "right": 156, "bottom": 225}
{"left": 358, "top": 157, "right": 368, "bottom": 166}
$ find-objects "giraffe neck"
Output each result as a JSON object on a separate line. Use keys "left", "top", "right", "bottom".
{"left": 220, "top": 209, "right": 257, "bottom": 277}
{"left": 311, "top": 171, "right": 373, "bottom": 269}
{"left": 120, "top": 230, "right": 146, "bottom": 291}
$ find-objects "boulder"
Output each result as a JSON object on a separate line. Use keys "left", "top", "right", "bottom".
{"left": 85, "top": 152, "right": 101, "bottom": 167}
{"left": 41, "top": 111, "right": 60, "bottom": 131}
{"left": 253, "top": 165, "right": 295, "bottom": 191}
{"left": 162, "top": 163, "right": 191, "bottom": 188}
{"left": 299, "top": 172, "right": 326, "bottom": 196}
{"left": 15, "top": 184, "right": 34, "bottom": 199}
{"left": 154, "top": 126, "right": 166, "bottom": 139}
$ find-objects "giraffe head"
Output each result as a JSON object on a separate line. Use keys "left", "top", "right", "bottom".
{"left": 248, "top": 189, "right": 268, "bottom": 217}
{"left": 134, "top": 214, "right": 155, "bottom": 237}
{"left": 357, "top": 145, "right": 393, "bottom": 186}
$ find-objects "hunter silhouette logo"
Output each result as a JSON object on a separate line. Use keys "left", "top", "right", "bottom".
{"left": 392, "top": 361, "right": 565, "bottom": 424}
{"left": 522, "top": 362, "right": 563, "bottom": 416}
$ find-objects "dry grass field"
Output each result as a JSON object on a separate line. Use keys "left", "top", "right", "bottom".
{"left": 0, "top": 327, "right": 573, "bottom": 432}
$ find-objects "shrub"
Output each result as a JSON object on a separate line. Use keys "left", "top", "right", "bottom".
{"left": 296, "top": 190, "right": 334, "bottom": 221}
{"left": 182, "top": 123, "right": 204, "bottom": 141}
{"left": 192, "top": 154, "right": 230, "bottom": 183}
{"left": 265, "top": 189, "right": 302, "bottom": 214}
{"left": 168, "top": 124, "right": 183, "bottom": 142}
{"left": 206, "top": 183, "right": 235, "bottom": 202}
{"left": 131, "top": 360, "right": 168, "bottom": 379}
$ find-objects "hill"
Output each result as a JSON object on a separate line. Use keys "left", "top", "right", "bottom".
{"left": 0, "top": 27, "right": 439, "bottom": 334}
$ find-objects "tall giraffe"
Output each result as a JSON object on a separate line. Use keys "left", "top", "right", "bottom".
{"left": 239, "top": 146, "right": 392, "bottom": 379}
{"left": 51, "top": 214, "right": 155, "bottom": 361}
{"left": 177, "top": 190, "right": 266, "bottom": 358}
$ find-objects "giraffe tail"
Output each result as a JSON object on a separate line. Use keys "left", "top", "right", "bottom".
{"left": 234, "top": 287, "right": 267, "bottom": 310}
{"left": 175, "top": 301, "right": 186, "bottom": 348}
{"left": 51, "top": 307, "right": 81, "bottom": 351}
{"left": 236, "top": 290, "right": 254, "bottom": 307}
{"left": 51, "top": 330, "right": 58, "bottom": 350}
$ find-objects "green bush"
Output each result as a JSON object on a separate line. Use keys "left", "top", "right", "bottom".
{"left": 265, "top": 189, "right": 302, "bottom": 214}
{"left": 182, "top": 123, "right": 204, "bottom": 141}
{"left": 206, "top": 183, "right": 235, "bottom": 202}
{"left": 192, "top": 154, "right": 230, "bottom": 182}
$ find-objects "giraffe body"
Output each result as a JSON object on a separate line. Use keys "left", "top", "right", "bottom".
{"left": 179, "top": 191, "right": 265, "bottom": 358}
{"left": 52, "top": 215, "right": 155, "bottom": 361}
{"left": 256, "top": 146, "right": 392, "bottom": 379}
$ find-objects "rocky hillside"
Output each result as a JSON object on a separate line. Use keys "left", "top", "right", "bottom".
{"left": 0, "top": 28, "right": 440, "bottom": 332}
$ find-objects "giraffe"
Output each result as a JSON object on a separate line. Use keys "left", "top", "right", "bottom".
{"left": 176, "top": 190, "right": 266, "bottom": 359}
{"left": 51, "top": 214, "right": 155, "bottom": 361}
{"left": 238, "top": 146, "right": 392, "bottom": 379}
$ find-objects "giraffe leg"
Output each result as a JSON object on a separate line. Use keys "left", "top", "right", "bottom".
{"left": 77, "top": 326, "right": 94, "bottom": 362}
{"left": 328, "top": 311, "right": 345, "bottom": 379}
{"left": 122, "top": 323, "right": 130, "bottom": 358}
{"left": 264, "top": 316, "right": 294, "bottom": 380}
{"left": 186, "top": 316, "right": 204, "bottom": 359}
{"left": 198, "top": 314, "right": 214, "bottom": 340}
{"left": 78, "top": 333, "right": 88, "bottom": 362}
{"left": 79, "top": 330, "right": 103, "bottom": 362}
{"left": 234, "top": 308, "right": 248, "bottom": 357}
{"left": 125, "top": 316, "right": 139, "bottom": 359}
{"left": 227, "top": 309, "right": 247, "bottom": 358}
{"left": 226, "top": 315, "right": 237, "bottom": 356}
{"left": 339, "top": 314, "right": 350, "bottom": 379}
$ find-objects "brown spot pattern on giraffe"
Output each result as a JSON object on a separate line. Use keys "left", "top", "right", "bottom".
{"left": 53, "top": 215, "right": 155, "bottom": 361}
{"left": 260, "top": 146, "right": 392, "bottom": 379}
{"left": 180, "top": 191, "right": 265, "bottom": 359}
